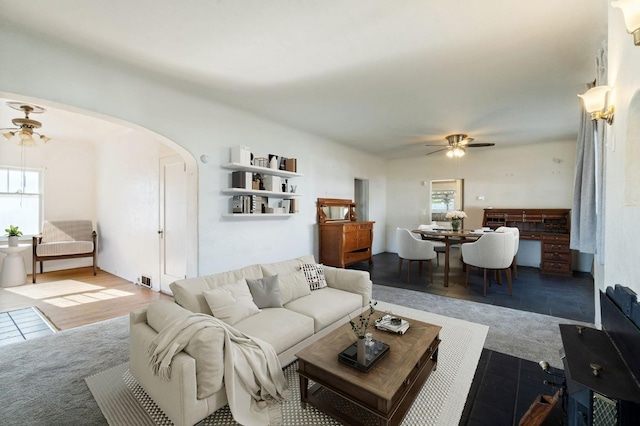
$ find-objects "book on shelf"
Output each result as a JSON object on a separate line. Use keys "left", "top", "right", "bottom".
{"left": 232, "top": 195, "right": 267, "bottom": 214}
{"left": 231, "top": 171, "right": 252, "bottom": 189}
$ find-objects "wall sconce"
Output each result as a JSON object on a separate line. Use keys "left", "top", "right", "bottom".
{"left": 611, "top": 0, "right": 640, "bottom": 46}
{"left": 612, "top": 0, "right": 640, "bottom": 46}
{"left": 578, "top": 86, "right": 615, "bottom": 124}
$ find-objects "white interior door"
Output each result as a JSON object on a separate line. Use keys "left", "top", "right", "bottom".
{"left": 159, "top": 155, "right": 187, "bottom": 293}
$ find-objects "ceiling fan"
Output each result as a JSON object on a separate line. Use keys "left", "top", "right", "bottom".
{"left": 425, "top": 134, "right": 494, "bottom": 157}
{"left": 1, "top": 102, "right": 51, "bottom": 146}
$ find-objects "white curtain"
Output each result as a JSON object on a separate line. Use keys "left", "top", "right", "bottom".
{"left": 570, "top": 43, "right": 607, "bottom": 264}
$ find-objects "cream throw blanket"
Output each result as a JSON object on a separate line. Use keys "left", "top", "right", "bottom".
{"left": 148, "top": 313, "right": 287, "bottom": 426}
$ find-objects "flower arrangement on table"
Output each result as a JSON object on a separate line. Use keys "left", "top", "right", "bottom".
{"left": 349, "top": 300, "right": 377, "bottom": 338}
{"left": 445, "top": 210, "right": 467, "bottom": 231}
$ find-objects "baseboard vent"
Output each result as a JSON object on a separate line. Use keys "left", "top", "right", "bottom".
{"left": 140, "top": 275, "right": 152, "bottom": 288}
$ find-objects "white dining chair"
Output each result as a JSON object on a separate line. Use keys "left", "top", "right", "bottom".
{"left": 495, "top": 226, "right": 520, "bottom": 279}
{"left": 396, "top": 228, "right": 437, "bottom": 284}
{"left": 417, "top": 223, "right": 446, "bottom": 266}
{"left": 461, "top": 232, "right": 516, "bottom": 296}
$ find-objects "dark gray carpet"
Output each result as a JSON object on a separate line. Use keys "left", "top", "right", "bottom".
{"left": 0, "top": 315, "right": 129, "bottom": 426}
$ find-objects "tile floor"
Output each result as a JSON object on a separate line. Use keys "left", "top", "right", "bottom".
{"left": 0, "top": 307, "right": 56, "bottom": 346}
{"left": 350, "top": 251, "right": 594, "bottom": 323}
{"left": 461, "top": 349, "right": 565, "bottom": 426}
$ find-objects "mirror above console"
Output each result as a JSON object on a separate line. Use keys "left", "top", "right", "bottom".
{"left": 317, "top": 198, "right": 358, "bottom": 223}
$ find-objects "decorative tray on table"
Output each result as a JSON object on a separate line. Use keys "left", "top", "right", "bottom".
{"left": 338, "top": 340, "right": 390, "bottom": 372}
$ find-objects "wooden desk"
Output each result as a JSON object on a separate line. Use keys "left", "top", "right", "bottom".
{"left": 482, "top": 208, "right": 572, "bottom": 276}
{"left": 416, "top": 230, "right": 480, "bottom": 287}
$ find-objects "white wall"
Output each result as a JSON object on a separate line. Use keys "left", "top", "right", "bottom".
{"left": 0, "top": 138, "right": 95, "bottom": 273}
{"left": 386, "top": 140, "right": 576, "bottom": 246}
{"left": 602, "top": 5, "right": 640, "bottom": 301}
{"left": 0, "top": 24, "right": 387, "bottom": 278}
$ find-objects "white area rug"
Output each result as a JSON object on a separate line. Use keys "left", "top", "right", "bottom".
{"left": 86, "top": 301, "right": 488, "bottom": 425}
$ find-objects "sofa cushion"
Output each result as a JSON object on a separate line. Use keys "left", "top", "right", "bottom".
{"left": 284, "top": 287, "right": 362, "bottom": 333}
{"left": 246, "top": 275, "right": 283, "bottom": 308}
{"left": 146, "top": 300, "right": 225, "bottom": 398}
{"left": 202, "top": 278, "right": 261, "bottom": 325}
{"left": 260, "top": 255, "right": 316, "bottom": 277}
{"left": 146, "top": 299, "right": 192, "bottom": 333}
{"left": 170, "top": 264, "right": 264, "bottom": 314}
{"left": 233, "top": 308, "right": 314, "bottom": 355}
{"left": 278, "top": 270, "right": 311, "bottom": 305}
{"left": 301, "top": 263, "right": 327, "bottom": 290}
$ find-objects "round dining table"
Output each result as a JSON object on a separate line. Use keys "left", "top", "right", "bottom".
{"left": 414, "top": 229, "right": 484, "bottom": 287}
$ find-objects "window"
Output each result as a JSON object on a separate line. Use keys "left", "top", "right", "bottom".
{"left": 431, "top": 189, "right": 456, "bottom": 212}
{"left": 0, "top": 166, "right": 44, "bottom": 238}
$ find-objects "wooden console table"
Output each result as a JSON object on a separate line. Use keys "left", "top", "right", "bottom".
{"left": 482, "top": 208, "right": 572, "bottom": 276}
{"left": 317, "top": 198, "right": 374, "bottom": 268}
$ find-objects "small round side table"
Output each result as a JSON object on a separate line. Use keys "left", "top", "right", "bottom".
{"left": 0, "top": 244, "right": 30, "bottom": 287}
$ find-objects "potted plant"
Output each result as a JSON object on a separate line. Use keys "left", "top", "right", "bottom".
{"left": 5, "top": 225, "right": 23, "bottom": 247}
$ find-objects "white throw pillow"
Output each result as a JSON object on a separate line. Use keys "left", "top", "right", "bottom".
{"left": 300, "top": 263, "right": 328, "bottom": 291}
{"left": 278, "top": 270, "right": 312, "bottom": 304}
{"left": 202, "top": 278, "right": 260, "bottom": 325}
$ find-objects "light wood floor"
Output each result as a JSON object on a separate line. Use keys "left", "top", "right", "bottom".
{"left": 0, "top": 267, "right": 172, "bottom": 330}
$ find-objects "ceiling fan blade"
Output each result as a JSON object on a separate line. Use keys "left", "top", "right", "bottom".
{"left": 467, "top": 143, "right": 495, "bottom": 148}
{"left": 425, "top": 147, "right": 449, "bottom": 156}
{"left": 424, "top": 143, "right": 447, "bottom": 147}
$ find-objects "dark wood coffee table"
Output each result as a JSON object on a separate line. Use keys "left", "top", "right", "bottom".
{"left": 296, "top": 313, "right": 441, "bottom": 426}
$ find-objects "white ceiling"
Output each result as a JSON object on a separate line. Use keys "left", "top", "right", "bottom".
{"left": 0, "top": 0, "right": 608, "bottom": 158}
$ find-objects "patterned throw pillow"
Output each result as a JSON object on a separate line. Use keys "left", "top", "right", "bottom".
{"left": 300, "top": 263, "right": 327, "bottom": 290}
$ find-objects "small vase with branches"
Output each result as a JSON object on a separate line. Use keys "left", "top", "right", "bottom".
{"left": 349, "top": 300, "right": 377, "bottom": 365}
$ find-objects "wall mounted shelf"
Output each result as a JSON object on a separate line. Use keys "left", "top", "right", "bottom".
{"left": 222, "top": 188, "right": 302, "bottom": 198}
{"left": 222, "top": 162, "right": 303, "bottom": 178}
{"left": 223, "top": 152, "right": 301, "bottom": 216}
{"left": 222, "top": 213, "right": 295, "bottom": 218}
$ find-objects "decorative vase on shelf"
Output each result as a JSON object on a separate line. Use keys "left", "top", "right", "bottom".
{"left": 451, "top": 218, "right": 461, "bottom": 232}
{"left": 8, "top": 236, "right": 18, "bottom": 247}
{"left": 357, "top": 336, "right": 366, "bottom": 365}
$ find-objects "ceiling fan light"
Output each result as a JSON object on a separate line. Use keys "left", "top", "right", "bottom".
{"left": 40, "top": 134, "right": 51, "bottom": 143}
{"left": 2, "top": 131, "right": 15, "bottom": 140}
{"left": 446, "top": 149, "right": 454, "bottom": 158}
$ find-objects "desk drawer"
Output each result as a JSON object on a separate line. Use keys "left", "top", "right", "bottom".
{"left": 543, "top": 243, "right": 570, "bottom": 253}
{"left": 541, "top": 261, "right": 572, "bottom": 274}
{"left": 542, "top": 234, "right": 570, "bottom": 242}
{"left": 543, "top": 252, "right": 571, "bottom": 262}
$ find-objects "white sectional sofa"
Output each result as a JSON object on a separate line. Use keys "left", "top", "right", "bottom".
{"left": 129, "top": 255, "right": 372, "bottom": 426}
